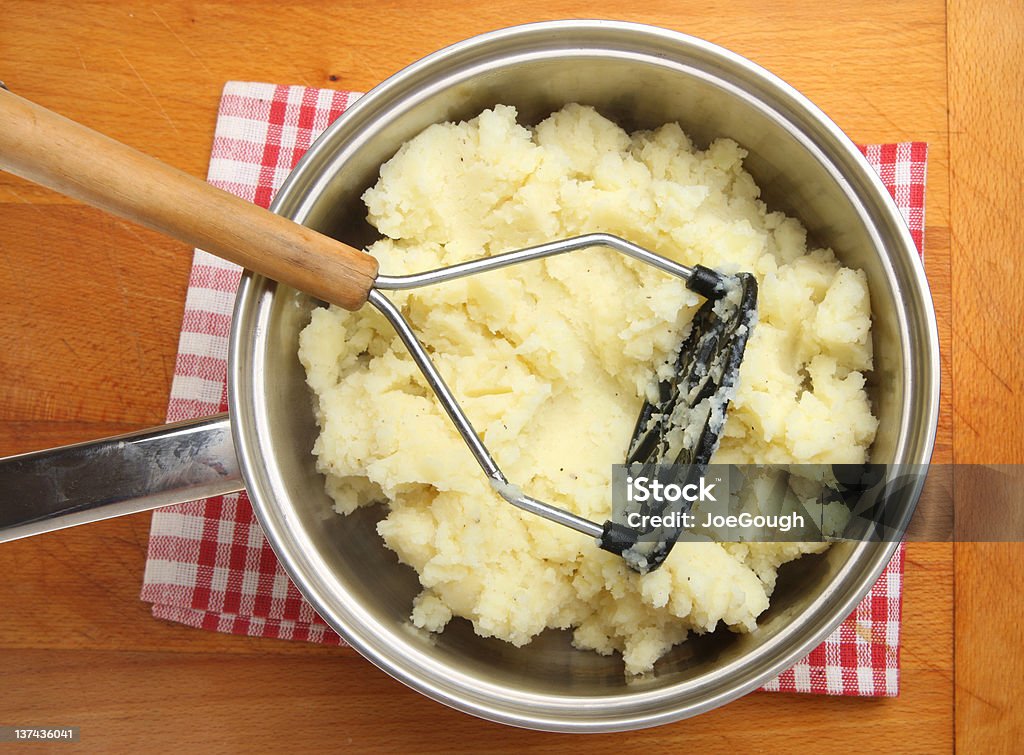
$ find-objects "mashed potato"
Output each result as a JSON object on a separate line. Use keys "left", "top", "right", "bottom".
{"left": 298, "top": 104, "right": 877, "bottom": 674}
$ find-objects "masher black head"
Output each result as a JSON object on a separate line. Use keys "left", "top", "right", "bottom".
{"left": 602, "top": 271, "right": 758, "bottom": 572}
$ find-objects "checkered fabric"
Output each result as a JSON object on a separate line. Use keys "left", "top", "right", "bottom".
{"left": 142, "top": 81, "right": 928, "bottom": 696}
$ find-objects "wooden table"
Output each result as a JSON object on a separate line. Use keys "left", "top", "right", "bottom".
{"left": 1, "top": 1, "right": 1020, "bottom": 751}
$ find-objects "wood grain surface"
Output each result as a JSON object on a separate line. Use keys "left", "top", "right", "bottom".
{"left": 0, "top": 0, "right": 1017, "bottom": 751}
{"left": 948, "top": 0, "right": 1024, "bottom": 750}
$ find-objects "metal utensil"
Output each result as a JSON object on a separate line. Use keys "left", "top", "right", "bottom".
{"left": 371, "top": 235, "right": 757, "bottom": 564}
{"left": 0, "top": 87, "right": 757, "bottom": 567}
{"left": 194, "top": 21, "right": 938, "bottom": 730}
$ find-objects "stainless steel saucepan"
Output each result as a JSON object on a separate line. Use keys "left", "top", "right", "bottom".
{"left": 0, "top": 21, "right": 939, "bottom": 731}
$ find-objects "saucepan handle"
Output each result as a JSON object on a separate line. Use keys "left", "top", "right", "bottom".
{"left": 0, "top": 415, "right": 244, "bottom": 543}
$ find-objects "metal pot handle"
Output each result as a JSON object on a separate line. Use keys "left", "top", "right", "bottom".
{"left": 0, "top": 415, "right": 244, "bottom": 543}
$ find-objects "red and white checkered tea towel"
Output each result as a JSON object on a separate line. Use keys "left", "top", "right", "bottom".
{"left": 142, "top": 81, "right": 928, "bottom": 697}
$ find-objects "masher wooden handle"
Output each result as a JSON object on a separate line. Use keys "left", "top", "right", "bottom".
{"left": 0, "top": 87, "right": 378, "bottom": 310}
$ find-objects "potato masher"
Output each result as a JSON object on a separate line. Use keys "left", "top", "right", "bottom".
{"left": 0, "top": 87, "right": 757, "bottom": 571}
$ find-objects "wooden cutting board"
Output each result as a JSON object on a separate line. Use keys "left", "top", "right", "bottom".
{"left": 0, "top": 0, "right": 1020, "bottom": 750}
